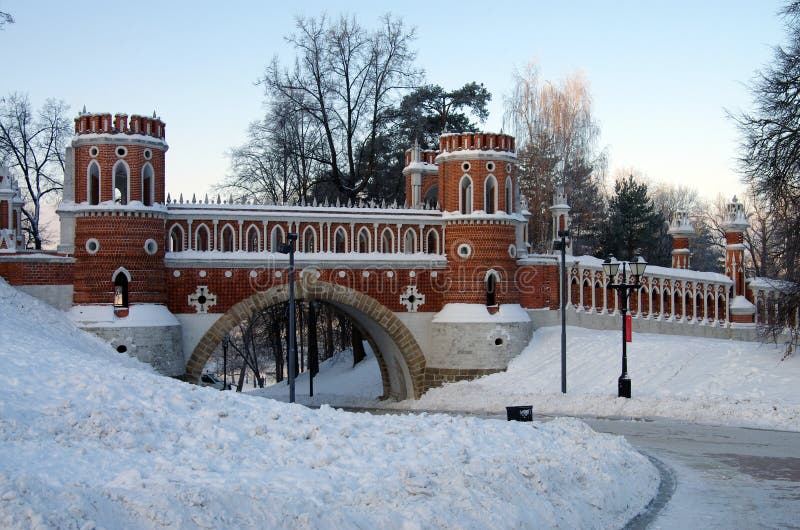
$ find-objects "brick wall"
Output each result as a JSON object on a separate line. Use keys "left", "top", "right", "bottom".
{"left": 73, "top": 214, "right": 166, "bottom": 304}
{"left": 442, "top": 221, "right": 518, "bottom": 305}
{"left": 167, "top": 266, "right": 446, "bottom": 314}
{"left": 0, "top": 259, "right": 74, "bottom": 286}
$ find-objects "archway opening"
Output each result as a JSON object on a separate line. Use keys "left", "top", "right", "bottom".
{"left": 201, "top": 299, "right": 385, "bottom": 402}
{"left": 187, "top": 281, "right": 425, "bottom": 401}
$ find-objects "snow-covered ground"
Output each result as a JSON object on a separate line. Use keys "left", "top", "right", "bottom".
{"left": 250, "top": 345, "right": 384, "bottom": 406}
{"left": 395, "top": 327, "right": 800, "bottom": 431}
{"left": 0, "top": 280, "right": 658, "bottom": 529}
{"left": 258, "top": 327, "right": 800, "bottom": 432}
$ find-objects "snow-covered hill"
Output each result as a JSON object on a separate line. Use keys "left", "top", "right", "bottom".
{"left": 0, "top": 279, "right": 657, "bottom": 529}
{"left": 395, "top": 326, "right": 800, "bottom": 431}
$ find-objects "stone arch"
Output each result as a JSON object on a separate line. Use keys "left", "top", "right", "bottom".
{"left": 87, "top": 161, "right": 101, "bottom": 205}
{"left": 112, "top": 160, "right": 130, "bottom": 204}
{"left": 141, "top": 163, "right": 154, "bottom": 206}
{"left": 185, "top": 279, "right": 427, "bottom": 400}
{"left": 504, "top": 176, "right": 513, "bottom": 214}
{"left": 168, "top": 224, "right": 185, "bottom": 252}
{"left": 484, "top": 174, "right": 497, "bottom": 214}
{"left": 357, "top": 227, "right": 371, "bottom": 253}
{"left": 220, "top": 223, "right": 236, "bottom": 252}
{"left": 459, "top": 175, "right": 473, "bottom": 214}
{"left": 246, "top": 225, "right": 260, "bottom": 252}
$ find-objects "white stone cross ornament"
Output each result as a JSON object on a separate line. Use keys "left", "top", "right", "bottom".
{"left": 400, "top": 285, "right": 425, "bottom": 312}
{"left": 188, "top": 285, "right": 217, "bottom": 314}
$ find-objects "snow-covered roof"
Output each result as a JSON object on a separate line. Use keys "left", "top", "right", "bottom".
{"left": 748, "top": 276, "right": 796, "bottom": 291}
{"left": 432, "top": 303, "right": 531, "bottom": 323}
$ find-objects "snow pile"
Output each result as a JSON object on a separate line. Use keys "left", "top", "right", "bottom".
{"left": 391, "top": 326, "right": 800, "bottom": 431}
{"left": 0, "top": 280, "right": 658, "bottom": 529}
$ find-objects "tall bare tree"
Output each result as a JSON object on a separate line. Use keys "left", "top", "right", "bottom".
{"left": 0, "top": 93, "right": 70, "bottom": 249}
{"left": 259, "top": 14, "right": 421, "bottom": 201}
{"left": 223, "top": 97, "right": 325, "bottom": 204}
{"left": 505, "top": 63, "right": 607, "bottom": 255}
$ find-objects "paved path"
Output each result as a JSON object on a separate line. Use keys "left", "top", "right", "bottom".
{"left": 581, "top": 417, "right": 800, "bottom": 529}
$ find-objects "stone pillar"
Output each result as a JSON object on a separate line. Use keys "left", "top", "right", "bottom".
{"left": 549, "top": 185, "right": 571, "bottom": 255}
{"left": 667, "top": 210, "right": 694, "bottom": 269}
{"left": 723, "top": 196, "right": 755, "bottom": 326}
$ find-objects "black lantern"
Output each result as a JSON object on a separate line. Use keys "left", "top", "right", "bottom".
{"left": 603, "top": 255, "right": 648, "bottom": 398}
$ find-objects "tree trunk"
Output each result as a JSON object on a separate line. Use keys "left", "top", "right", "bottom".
{"left": 309, "top": 301, "right": 319, "bottom": 376}
{"left": 271, "top": 312, "right": 284, "bottom": 383}
{"left": 325, "top": 305, "right": 334, "bottom": 359}
{"left": 352, "top": 324, "right": 366, "bottom": 366}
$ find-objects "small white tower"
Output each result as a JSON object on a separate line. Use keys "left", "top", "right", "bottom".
{"left": 550, "top": 185, "right": 571, "bottom": 255}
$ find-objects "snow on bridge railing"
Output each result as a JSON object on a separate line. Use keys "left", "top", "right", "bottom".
{"left": 566, "top": 255, "right": 734, "bottom": 327}
{"left": 165, "top": 193, "right": 439, "bottom": 212}
{"left": 749, "top": 277, "right": 800, "bottom": 329}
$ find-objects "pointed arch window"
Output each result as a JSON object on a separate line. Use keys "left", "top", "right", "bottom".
{"left": 334, "top": 227, "right": 347, "bottom": 253}
{"left": 484, "top": 175, "right": 497, "bottom": 214}
{"left": 141, "top": 163, "right": 154, "bottom": 206}
{"left": 505, "top": 176, "right": 513, "bottom": 214}
{"left": 246, "top": 225, "right": 260, "bottom": 252}
{"left": 302, "top": 226, "right": 316, "bottom": 252}
{"left": 357, "top": 228, "right": 370, "bottom": 253}
{"left": 460, "top": 175, "right": 473, "bottom": 214}
{"left": 112, "top": 161, "right": 129, "bottom": 205}
{"left": 168, "top": 225, "right": 184, "bottom": 252}
{"left": 381, "top": 228, "right": 394, "bottom": 253}
{"left": 270, "top": 225, "right": 285, "bottom": 252}
{"left": 403, "top": 228, "right": 417, "bottom": 254}
{"left": 195, "top": 224, "right": 210, "bottom": 252}
{"left": 486, "top": 270, "right": 500, "bottom": 307}
{"left": 425, "top": 229, "right": 439, "bottom": 254}
{"left": 113, "top": 269, "right": 130, "bottom": 308}
{"left": 220, "top": 225, "right": 235, "bottom": 252}
{"left": 87, "top": 162, "right": 100, "bottom": 205}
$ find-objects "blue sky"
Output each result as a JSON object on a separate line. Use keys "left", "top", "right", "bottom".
{"left": 0, "top": 0, "right": 785, "bottom": 201}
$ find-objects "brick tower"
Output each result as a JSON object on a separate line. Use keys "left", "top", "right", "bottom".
{"left": 436, "top": 133, "right": 521, "bottom": 307}
{"left": 57, "top": 110, "right": 183, "bottom": 374}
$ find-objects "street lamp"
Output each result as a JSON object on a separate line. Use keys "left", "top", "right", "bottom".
{"left": 221, "top": 335, "right": 230, "bottom": 391}
{"left": 553, "top": 229, "right": 570, "bottom": 394}
{"left": 603, "top": 255, "right": 647, "bottom": 398}
{"left": 278, "top": 232, "right": 299, "bottom": 403}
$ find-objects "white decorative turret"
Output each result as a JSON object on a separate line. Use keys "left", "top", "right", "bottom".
{"left": 722, "top": 196, "right": 754, "bottom": 325}
{"left": 668, "top": 210, "right": 694, "bottom": 269}
{"left": 723, "top": 195, "right": 749, "bottom": 233}
{"left": 550, "top": 185, "right": 571, "bottom": 255}
{"left": 0, "top": 165, "right": 25, "bottom": 252}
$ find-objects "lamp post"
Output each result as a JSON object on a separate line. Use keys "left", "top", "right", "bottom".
{"left": 602, "top": 255, "right": 647, "bottom": 399}
{"left": 278, "top": 233, "right": 299, "bottom": 403}
{"left": 221, "top": 335, "right": 230, "bottom": 391}
{"left": 553, "top": 229, "right": 570, "bottom": 393}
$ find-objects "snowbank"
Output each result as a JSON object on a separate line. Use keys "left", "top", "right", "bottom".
{"left": 389, "top": 326, "right": 800, "bottom": 431}
{"left": 0, "top": 279, "right": 658, "bottom": 529}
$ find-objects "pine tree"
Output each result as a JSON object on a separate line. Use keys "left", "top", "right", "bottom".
{"left": 598, "top": 175, "right": 668, "bottom": 264}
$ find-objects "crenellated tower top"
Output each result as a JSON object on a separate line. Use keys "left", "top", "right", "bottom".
{"left": 437, "top": 132, "right": 515, "bottom": 156}
{"left": 74, "top": 110, "right": 166, "bottom": 142}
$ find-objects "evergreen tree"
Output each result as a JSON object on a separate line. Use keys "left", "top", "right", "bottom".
{"left": 395, "top": 82, "right": 491, "bottom": 149}
{"left": 598, "top": 175, "right": 668, "bottom": 264}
